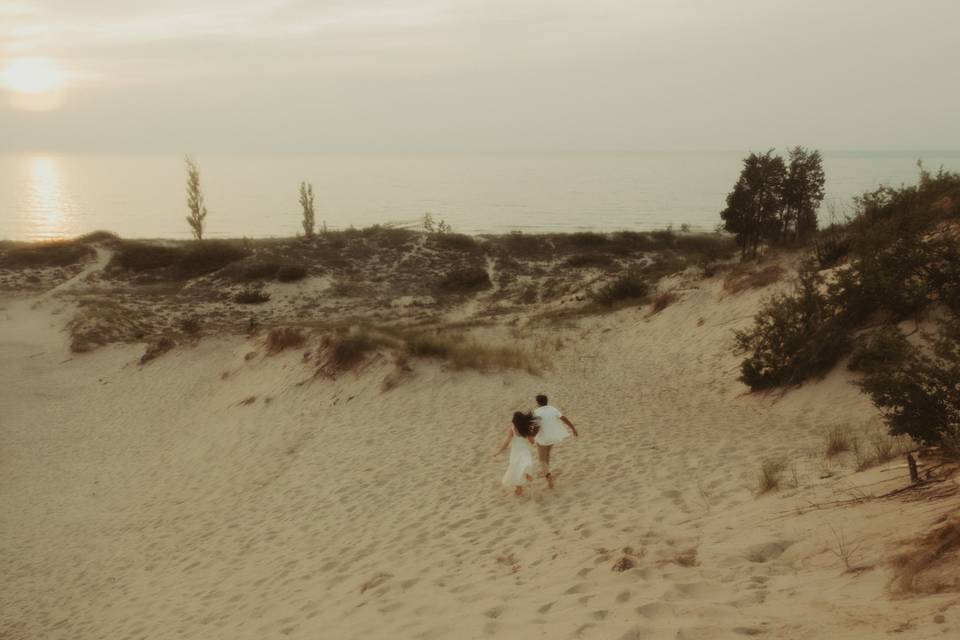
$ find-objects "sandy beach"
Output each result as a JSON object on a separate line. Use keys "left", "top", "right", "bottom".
{"left": 2, "top": 243, "right": 957, "bottom": 640}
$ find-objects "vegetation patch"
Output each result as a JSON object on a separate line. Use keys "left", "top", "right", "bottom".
{"left": 438, "top": 267, "right": 492, "bottom": 294}
{"left": 234, "top": 289, "right": 271, "bottom": 304}
{"left": 266, "top": 327, "right": 306, "bottom": 353}
{"left": 592, "top": 270, "right": 649, "bottom": 306}
{"left": 0, "top": 240, "right": 95, "bottom": 269}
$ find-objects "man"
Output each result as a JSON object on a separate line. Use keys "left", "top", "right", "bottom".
{"left": 532, "top": 394, "right": 578, "bottom": 489}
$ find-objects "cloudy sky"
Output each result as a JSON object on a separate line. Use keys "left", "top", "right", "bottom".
{"left": 2, "top": 0, "right": 959, "bottom": 152}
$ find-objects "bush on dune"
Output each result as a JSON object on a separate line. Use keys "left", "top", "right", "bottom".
{"left": 735, "top": 169, "right": 960, "bottom": 392}
{"left": 111, "top": 240, "right": 249, "bottom": 278}
{"left": 437, "top": 267, "right": 492, "bottom": 293}
{"left": 592, "top": 270, "right": 649, "bottom": 306}
{"left": 0, "top": 240, "right": 95, "bottom": 269}
{"left": 735, "top": 168, "right": 960, "bottom": 449}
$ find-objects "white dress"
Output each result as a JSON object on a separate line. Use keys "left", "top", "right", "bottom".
{"left": 502, "top": 428, "right": 535, "bottom": 487}
{"left": 534, "top": 405, "right": 571, "bottom": 446}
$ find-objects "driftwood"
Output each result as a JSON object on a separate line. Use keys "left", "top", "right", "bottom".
{"left": 907, "top": 453, "right": 920, "bottom": 484}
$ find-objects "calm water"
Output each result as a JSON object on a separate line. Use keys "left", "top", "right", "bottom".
{"left": 2, "top": 152, "right": 958, "bottom": 241}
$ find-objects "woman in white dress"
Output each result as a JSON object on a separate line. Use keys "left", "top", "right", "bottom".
{"left": 494, "top": 411, "right": 540, "bottom": 496}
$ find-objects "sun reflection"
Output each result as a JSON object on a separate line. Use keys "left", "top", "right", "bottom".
{"left": 28, "top": 156, "right": 69, "bottom": 236}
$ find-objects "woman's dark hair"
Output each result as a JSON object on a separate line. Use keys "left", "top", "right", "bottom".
{"left": 512, "top": 411, "right": 540, "bottom": 438}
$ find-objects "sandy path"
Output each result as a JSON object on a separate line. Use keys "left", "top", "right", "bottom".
{"left": 1, "top": 276, "right": 957, "bottom": 639}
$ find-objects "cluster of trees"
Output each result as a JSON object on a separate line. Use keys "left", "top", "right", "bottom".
{"left": 734, "top": 167, "right": 960, "bottom": 453}
{"left": 720, "top": 147, "right": 826, "bottom": 259}
{"left": 182, "top": 157, "right": 324, "bottom": 240}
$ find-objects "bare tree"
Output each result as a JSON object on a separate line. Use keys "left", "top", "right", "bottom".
{"left": 185, "top": 156, "right": 208, "bottom": 240}
{"left": 299, "top": 182, "right": 316, "bottom": 238}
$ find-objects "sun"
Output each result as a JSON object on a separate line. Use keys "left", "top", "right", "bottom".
{"left": 0, "top": 58, "right": 67, "bottom": 95}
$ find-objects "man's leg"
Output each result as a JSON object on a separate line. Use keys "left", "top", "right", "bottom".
{"left": 538, "top": 444, "right": 555, "bottom": 489}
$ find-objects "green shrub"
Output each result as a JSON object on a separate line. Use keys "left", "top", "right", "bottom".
{"left": 859, "top": 319, "right": 960, "bottom": 446}
{"left": 566, "top": 253, "right": 614, "bottom": 268}
{"left": 431, "top": 233, "right": 482, "bottom": 253}
{"left": 0, "top": 240, "right": 95, "bottom": 269}
{"left": 112, "top": 242, "right": 179, "bottom": 271}
{"left": 234, "top": 289, "right": 271, "bottom": 304}
{"left": 592, "top": 270, "right": 649, "bottom": 306}
{"left": 277, "top": 265, "right": 308, "bottom": 282}
{"left": 735, "top": 266, "right": 852, "bottom": 389}
{"left": 77, "top": 230, "right": 121, "bottom": 245}
{"left": 112, "top": 240, "right": 248, "bottom": 278}
{"left": 438, "top": 267, "right": 491, "bottom": 293}
{"left": 175, "top": 242, "right": 248, "bottom": 278}
{"left": 848, "top": 326, "right": 910, "bottom": 373}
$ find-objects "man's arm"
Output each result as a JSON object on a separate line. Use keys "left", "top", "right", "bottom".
{"left": 561, "top": 415, "right": 578, "bottom": 437}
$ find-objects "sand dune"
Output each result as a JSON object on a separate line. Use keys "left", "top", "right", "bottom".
{"left": 1, "top": 268, "right": 957, "bottom": 639}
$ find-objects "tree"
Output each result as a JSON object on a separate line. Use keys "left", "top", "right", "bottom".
{"left": 299, "top": 182, "right": 315, "bottom": 238}
{"left": 782, "top": 147, "right": 825, "bottom": 243}
{"left": 859, "top": 318, "right": 960, "bottom": 448}
{"left": 720, "top": 150, "right": 786, "bottom": 259}
{"left": 185, "top": 156, "right": 208, "bottom": 240}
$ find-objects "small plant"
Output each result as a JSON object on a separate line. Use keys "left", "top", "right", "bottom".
{"left": 758, "top": 457, "right": 787, "bottom": 493}
{"left": 650, "top": 289, "right": 679, "bottom": 314}
{"left": 825, "top": 426, "right": 852, "bottom": 457}
{"left": 234, "top": 289, "right": 271, "bottom": 304}
{"left": 328, "top": 332, "right": 379, "bottom": 371}
{"left": 266, "top": 327, "right": 306, "bottom": 353}
{"left": 299, "top": 181, "right": 316, "bottom": 238}
{"left": 185, "top": 156, "right": 208, "bottom": 241}
{"left": 593, "top": 270, "right": 649, "bottom": 306}
{"left": 179, "top": 316, "right": 201, "bottom": 335}
{"left": 826, "top": 523, "right": 863, "bottom": 572}
{"left": 140, "top": 336, "right": 175, "bottom": 365}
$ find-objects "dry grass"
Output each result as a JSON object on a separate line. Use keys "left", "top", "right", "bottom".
{"left": 891, "top": 517, "right": 960, "bottom": 594}
{"left": 650, "top": 289, "right": 680, "bottom": 314}
{"left": 140, "top": 336, "right": 175, "bottom": 365}
{"left": 723, "top": 263, "right": 785, "bottom": 294}
{"left": 673, "top": 548, "right": 699, "bottom": 567}
{"left": 404, "top": 332, "right": 537, "bottom": 374}
{"left": 826, "top": 523, "right": 865, "bottom": 573}
{"left": 824, "top": 425, "right": 853, "bottom": 457}
{"left": 758, "top": 457, "right": 787, "bottom": 493}
{"left": 265, "top": 327, "right": 306, "bottom": 353}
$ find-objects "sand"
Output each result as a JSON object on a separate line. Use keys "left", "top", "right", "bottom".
{"left": 1, "top": 261, "right": 958, "bottom": 639}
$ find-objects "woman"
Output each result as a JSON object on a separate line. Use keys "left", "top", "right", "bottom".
{"left": 494, "top": 411, "right": 540, "bottom": 496}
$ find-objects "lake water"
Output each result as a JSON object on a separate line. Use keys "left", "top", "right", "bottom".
{"left": 2, "top": 151, "right": 958, "bottom": 241}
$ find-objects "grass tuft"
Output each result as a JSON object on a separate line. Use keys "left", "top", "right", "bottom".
{"left": 758, "top": 457, "right": 787, "bottom": 493}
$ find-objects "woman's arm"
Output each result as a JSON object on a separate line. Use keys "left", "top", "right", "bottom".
{"left": 494, "top": 427, "right": 512, "bottom": 456}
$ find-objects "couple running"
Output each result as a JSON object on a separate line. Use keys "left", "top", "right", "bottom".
{"left": 495, "top": 394, "right": 578, "bottom": 496}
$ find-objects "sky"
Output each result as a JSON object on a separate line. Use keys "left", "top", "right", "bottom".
{"left": 1, "top": 0, "right": 959, "bottom": 153}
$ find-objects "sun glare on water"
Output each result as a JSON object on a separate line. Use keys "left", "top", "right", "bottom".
{"left": 0, "top": 58, "right": 68, "bottom": 110}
